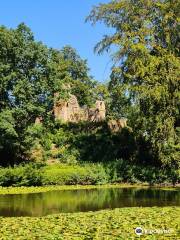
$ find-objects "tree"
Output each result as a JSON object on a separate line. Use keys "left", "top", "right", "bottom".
{"left": 0, "top": 24, "right": 103, "bottom": 165}
{"left": 87, "top": 0, "right": 180, "bottom": 166}
{"left": 0, "top": 23, "right": 67, "bottom": 164}
{"left": 60, "top": 46, "right": 97, "bottom": 107}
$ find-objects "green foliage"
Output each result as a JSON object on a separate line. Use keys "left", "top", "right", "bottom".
{"left": 0, "top": 207, "right": 179, "bottom": 239}
{"left": 50, "top": 122, "right": 136, "bottom": 163}
{"left": 0, "top": 6, "right": 179, "bottom": 184}
{"left": 0, "top": 163, "right": 43, "bottom": 187}
{"left": 42, "top": 164, "right": 108, "bottom": 185}
{"left": 87, "top": 0, "right": 180, "bottom": 166}
{"left": 60, "top": 45, "right": 98, "bottom": 107}
{"left": 0, "top": 163, "right": 108, "bottom": 187}
{"left": 0, "top": 110, "right": 18, "bottom": 164}
{"left": 0, "top": 162, "right": 178, "bottom": 187}
{"left": 0, "top": 24, "right": 98, "bottom": 165}
{"left": 0, "top": 23, "right": 52, "bottom": 163}
{"left": 105, "top": 160, "right": 180, "bottom": 186}
{"left": 26, "top": 121, "right": 179, "bottom": 185}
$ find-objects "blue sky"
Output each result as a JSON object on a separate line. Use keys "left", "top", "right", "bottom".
{"left": 1, "top": 0, "right": 114, "bottom": 82}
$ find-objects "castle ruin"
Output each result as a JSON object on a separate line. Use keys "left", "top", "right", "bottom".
{"left": 36, "top": 93, "right": 127, "bottom": 132}
{"left": 53, "top": 94, "right": 106, "bottom": 123}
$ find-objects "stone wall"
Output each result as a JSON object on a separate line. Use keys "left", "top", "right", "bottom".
{"left": 36, "top": 94, "right": 127, "bottom": 132}
{"left": 107, "top": 119, "right": 127, "bottom": 133}
{"left": 53, "top": 94, "right": 106, "bottom": 123}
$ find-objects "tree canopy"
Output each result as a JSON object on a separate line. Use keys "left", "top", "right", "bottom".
{"left": 0, "top": 24, "right": 97, "bottom": 164}
{"left": 87, "top": 0, "right": 180, "bottom": 166}
{"left": 0, "top": 1, "right": 179, "bottom": 170}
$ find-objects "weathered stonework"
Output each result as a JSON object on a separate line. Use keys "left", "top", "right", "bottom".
{"left": 53, "top": 94, "right": 106, "bottom": 122}
{"left": 35, "top": 116, "right": 43, "bottom": 124}
{"left": 108, "top": 119, "right": 127, "bottom": 133}
{"left": 35, "top": 93, "right": 127, "bottom": 132}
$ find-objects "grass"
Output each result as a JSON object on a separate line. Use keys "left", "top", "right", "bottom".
{"left": 0, "top": 207, "right": 179, "bottom": 239}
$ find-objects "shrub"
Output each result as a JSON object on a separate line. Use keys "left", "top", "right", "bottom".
{"left": 42, "top": 163, "right": 108, "bottom": 185}
{"left": 0, "top": 162, "right": 179, "bottom": 187}
{"left": 0, "top": 164, "right": 43, "bottom": 187}
{"left": 0, "top": 168, "right": 15, "bottom": 187}
{"left": 104, "top": 160, "right": 180, "bottom": 185}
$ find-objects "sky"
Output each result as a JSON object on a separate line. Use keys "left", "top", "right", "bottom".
{"left": 1, "top": 0, "right": 114, "bottom": 82}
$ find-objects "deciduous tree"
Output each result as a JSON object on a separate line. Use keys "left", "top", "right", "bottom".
{"left": 87, "top": 0, "right": 180, "bottom": 166}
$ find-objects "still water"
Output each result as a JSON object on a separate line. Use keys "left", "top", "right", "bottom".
{"left": 0, "top": 187, "right": 179, "bottom": 217}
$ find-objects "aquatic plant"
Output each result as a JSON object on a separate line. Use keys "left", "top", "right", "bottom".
{"left": 0, "top": 207, "right": 179, "bottom": 239}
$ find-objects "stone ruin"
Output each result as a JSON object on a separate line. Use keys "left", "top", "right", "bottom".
{"left": 35, "top": 93, "right": 127, "bottom": 132}
{"left": 53, "top": 94, "right": 106, "bottom": 123}
{"left": 107, "top": 119, "right": 127, "bottom": 133}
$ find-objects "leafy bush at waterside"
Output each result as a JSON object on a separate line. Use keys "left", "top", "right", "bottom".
{"left": 105, "top": 160, "right": 180, "bottom": 186}
{"left": 0, "top": 162, "right": 179, "bottom": 187}
{"left": 0, "top": 163, "right": 108, "bottom": 187}
{"left": 42, "top": 164, "right": 108, "bottom": 185}
{"left": 0, "top": 164, "right": 43, "bottom": 187}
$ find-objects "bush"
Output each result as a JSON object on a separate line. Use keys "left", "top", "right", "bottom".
{"left": 42, "top": 163, "right": 108, "bottom": 185}
{"left": 104, "top": 159, "right": 180, "bottom": 185}
{"left": 0, "top": 163, "right": 108, "bottom": 187}
{"left": 0, "top": 164, "right": 43, "bottom": 187}
{"left": 0, "top": 162, "right": 179, "bottom": 187}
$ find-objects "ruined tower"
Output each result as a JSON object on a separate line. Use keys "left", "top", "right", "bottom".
{"left": 95, "top": 100, "right": 106, "bottom": 121}
{"left": 53, "top": 94, "right": 106, "bottom": 123}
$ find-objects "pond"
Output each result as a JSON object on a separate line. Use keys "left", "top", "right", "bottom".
{"left": 0, "top": 187, "right": 179, "bottom": 217}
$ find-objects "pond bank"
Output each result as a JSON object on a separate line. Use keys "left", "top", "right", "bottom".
{"left": 0, "top": 183, "right": 179, "bottom": 195}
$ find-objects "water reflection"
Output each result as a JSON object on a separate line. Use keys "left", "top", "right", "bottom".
{"left": 0, "top": 187, "right": 179, "bottom": 217}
